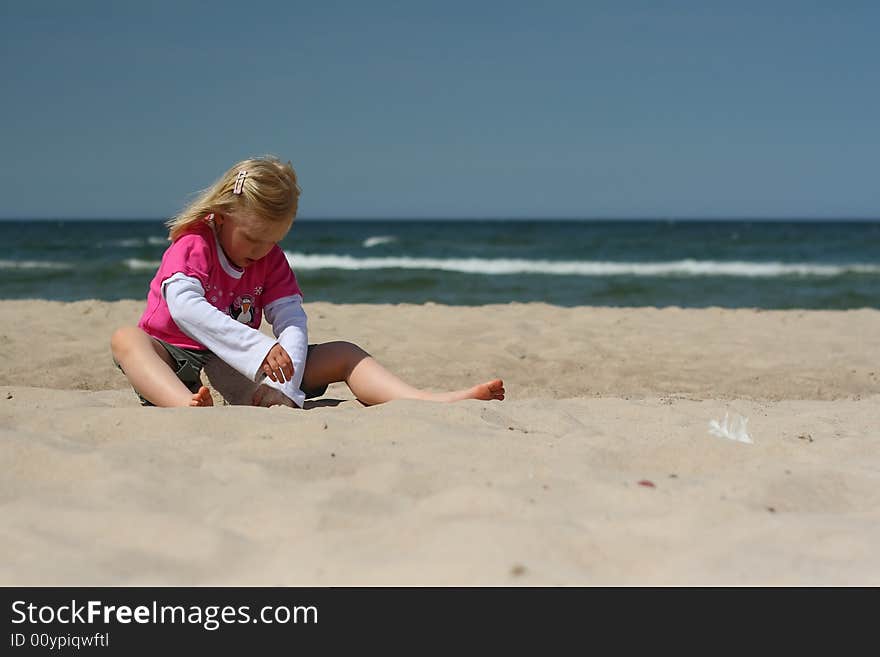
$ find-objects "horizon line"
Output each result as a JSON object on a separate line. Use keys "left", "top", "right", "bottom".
{"left": 1, "top": 216, "right": 879, "bottom": 222}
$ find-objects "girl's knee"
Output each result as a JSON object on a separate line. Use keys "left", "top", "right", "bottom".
{"left": 110, "top": 326, "right": 144, "bottom": 356}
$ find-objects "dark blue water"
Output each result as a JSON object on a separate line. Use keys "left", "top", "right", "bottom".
{"left": 2, "top": 219, "right": 879, "bottom": 308}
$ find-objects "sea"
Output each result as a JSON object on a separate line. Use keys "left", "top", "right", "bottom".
{"left": 1, "top": 219, "right": 878, "bottom": 308}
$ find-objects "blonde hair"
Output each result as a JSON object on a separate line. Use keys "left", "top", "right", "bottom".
{"left": 166, "top": 156, "right": 301, "bottom": 241}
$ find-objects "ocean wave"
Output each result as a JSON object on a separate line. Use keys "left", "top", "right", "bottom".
{"left": 0, "top": 259, "right": 73, "bottom": 270}
{"left": 102, "top": 236, "right": 168, "bottom": 248}
{"left": 363, "top": 235, "right": 397, "bottom": 248}
{"left": 125, "top": 258, "right": 161, "bottom": 270}
{"left": 283, "top": 252, "right": 880, "bottom": 278}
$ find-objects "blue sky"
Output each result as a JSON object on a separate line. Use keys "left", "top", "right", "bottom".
{"left": 2, "top": 1, "right": 878, "bottom": 219}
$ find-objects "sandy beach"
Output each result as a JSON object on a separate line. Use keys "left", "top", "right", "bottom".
{"left": 1, "top": 300, "right": 878, "bottom": 585}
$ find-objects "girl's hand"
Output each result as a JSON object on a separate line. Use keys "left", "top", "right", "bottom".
{"left": 261, "top": 344, "right": 294, "bottom": 383}
{"left": 252, "top": 383, "right": 295, "bottom": 408}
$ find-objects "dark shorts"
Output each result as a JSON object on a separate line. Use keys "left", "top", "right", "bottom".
{"left": 115, "top": 339, "right": 328, "bottom": 406}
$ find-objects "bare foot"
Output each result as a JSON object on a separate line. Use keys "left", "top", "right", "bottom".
{"left": 440, "top": 378, "right": 505, "bottom": 402}
{"left": 189, "top": 386, "right": 214, "bottom": 407}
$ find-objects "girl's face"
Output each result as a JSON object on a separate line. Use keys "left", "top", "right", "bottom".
{"left": 213, "top": 211, "right": 291, "bottom": 269}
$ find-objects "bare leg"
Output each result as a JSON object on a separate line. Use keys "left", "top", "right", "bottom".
{"left": 301, "top": 341, "right": 504, "bottom": 406}
{"left": 110, "top": 326, "right": 212, "bottom": 407}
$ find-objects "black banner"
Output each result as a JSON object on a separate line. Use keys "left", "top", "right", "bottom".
{"left": 1, "top": 586, "right": 861, "bottom": 653}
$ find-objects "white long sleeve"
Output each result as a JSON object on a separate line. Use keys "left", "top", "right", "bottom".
{"left": 260, "top": 295, "right": 309, "bottom": 408}
{"left": 163, "top": 273, "right": 277, "bottom": 382}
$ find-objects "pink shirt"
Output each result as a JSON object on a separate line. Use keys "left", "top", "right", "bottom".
{"left": 139, "top": 221, "right": 302, "bottom": 350}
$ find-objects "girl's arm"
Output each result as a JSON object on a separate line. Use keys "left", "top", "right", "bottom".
{"left": 258, "top": 295, "right": 309, "bottom": 408}
{"left": 163, "top": 273, "right": 278, "bottom": 382}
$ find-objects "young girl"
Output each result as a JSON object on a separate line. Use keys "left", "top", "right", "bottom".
{"left": 111, "top": 156, "right": 505, "bottom": 408}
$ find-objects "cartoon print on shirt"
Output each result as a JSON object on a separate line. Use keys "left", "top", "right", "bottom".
{"left": 229, "top": 295, "right": 255, "bottom": 325}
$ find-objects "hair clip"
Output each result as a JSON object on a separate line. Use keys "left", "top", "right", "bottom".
{"left": 233, "top": 170, "right": 248, "bottom": 195}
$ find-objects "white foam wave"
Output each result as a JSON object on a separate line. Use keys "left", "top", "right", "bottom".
{"left": 102, "top": 236, "right": 168, "bottom": 248}
{"left": 125, "top": 258, "right": 161, "bottom": 270}
{"left": 283, "top": 252, "right": 880, "bottom": 278}
{"left": 363, "top": 235, "right": 397, "bottom": 248}
{"left": 0, "top": 259, "right": 73, "bottom": 270}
